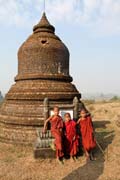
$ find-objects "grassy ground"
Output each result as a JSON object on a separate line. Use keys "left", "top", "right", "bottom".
{"left": 0, "top": 101, "right": 120, "bottom": 180}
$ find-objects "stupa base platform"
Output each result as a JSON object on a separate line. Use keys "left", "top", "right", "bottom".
{"left": 34, "top": 130, "right": 55, "bottom": 158}
{"left": 34, "top": 148, "right": 56, "bottom": 158}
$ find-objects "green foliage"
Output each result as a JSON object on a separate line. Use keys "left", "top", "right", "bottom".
{"left": 110, "top": 96, "right": 120, "bottom": 101}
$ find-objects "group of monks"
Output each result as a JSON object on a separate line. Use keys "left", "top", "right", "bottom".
{"left": 43, "top": 106, "right": 96, "bottom": 164}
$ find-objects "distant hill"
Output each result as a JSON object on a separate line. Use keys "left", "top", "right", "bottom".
{"left": 82, "top": 93, "right": 120, "bottom": 101}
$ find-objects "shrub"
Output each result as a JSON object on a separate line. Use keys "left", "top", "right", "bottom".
{"left": 110, "top": 96, "right": 120, "bottom": 102}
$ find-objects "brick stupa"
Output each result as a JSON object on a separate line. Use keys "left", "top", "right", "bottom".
{"left": 0, "top": 13, "right": 84, "bottom": 145}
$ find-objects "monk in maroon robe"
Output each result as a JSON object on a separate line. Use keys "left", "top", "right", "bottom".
{"left": 43, "top": 106, "right": 64, "bottom": 164}
{"left": 77, "top": 109, "right": 96, "bottom": 162}
{"left": 64, "top": 113, "right": 78, "bottom": 161}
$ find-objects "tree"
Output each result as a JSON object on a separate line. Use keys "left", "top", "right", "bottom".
{"left": 110, "top": 96, "right": 119, "bottom": 101}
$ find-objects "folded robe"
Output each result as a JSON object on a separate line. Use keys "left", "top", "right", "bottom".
{"left": 50, "top": 115, "right": 64, "bottom": 158}
{"left": 64, "top": 120, "right": 78, "bottom": 156}
{"left": 79, "top": 116, "right": 96, "bottom": 151}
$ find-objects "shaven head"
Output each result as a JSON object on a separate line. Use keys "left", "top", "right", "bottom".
{"left": 53, "top": 106, "right": 59, "bottom": 116}
{"left": 64, "top": 112, "right": 71, "bottom": 122}
{"left": 80, "top": 109, "right": 87, "bottom": 118}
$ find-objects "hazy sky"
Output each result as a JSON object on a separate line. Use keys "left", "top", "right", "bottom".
{"left": 0, "top": 0, "right": 120, "bottom": 95}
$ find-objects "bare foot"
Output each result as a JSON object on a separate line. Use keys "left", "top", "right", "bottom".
{"left": 86, "top": 156, "right": 90, "bottom": 163}
{"left": 90, "top": 152, "right": 96, "bottom": 161}
{"left": 70, "top": 157, "right": 75, "bottom": 162}
{"left": 73, "top": 156, "right": 78, "bottom": 161}
{"left": 56, "top": 158, "right": 64, "bottom": 165}
{"left": 50, "top": 143, "right": 56, "bottom": 151}
{"left": 85, "top": 152, "right": 90, "bottom": 163}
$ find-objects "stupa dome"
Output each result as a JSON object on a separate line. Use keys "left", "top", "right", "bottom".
{"left": 16, "top": 12, "right": 71, "bottom": 82}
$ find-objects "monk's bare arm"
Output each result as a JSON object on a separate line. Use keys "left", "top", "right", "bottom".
{"left": 43, "top": 117, "right": 51, "bottom": 133}
{"left": 90, "top": 117, "right": 95, "bottom": 132}
{"left": 77, "top": 118, "right": 81, "bottom": 124}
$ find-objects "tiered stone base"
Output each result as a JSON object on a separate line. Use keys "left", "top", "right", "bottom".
{"left": 0, "top": 122, "right": 37, "bottom": 145}
{"left": 34, "top": 148, "right": 56, "bottom": 158}
{"left": 0, "top": 78, "right": 83, "bottom": 146}
{"left": 0, "top": 99, "right": 82, "bottom": 145}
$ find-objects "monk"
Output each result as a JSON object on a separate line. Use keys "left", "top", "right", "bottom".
{"left": 64, "top": 113, "right": 78, "bottom": 161}
{"left": 77, "top": 109, "right": 96, "bottom": 162}
{"left": 43, "top": 106, "right": 64, "bottom": 164}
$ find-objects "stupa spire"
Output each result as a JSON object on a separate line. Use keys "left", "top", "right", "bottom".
{"left": 33, "top": 12, "right": 55, "bottom": 33}
{"left": 43, "top": 0, "right": 46, "bottom": 13}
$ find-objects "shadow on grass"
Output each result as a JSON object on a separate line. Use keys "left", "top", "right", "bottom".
{"left": 62, "top": 120, "right": 115, "bottom": 180}
{"left": 93, "top": 120, "right": 115, "bottom": 152}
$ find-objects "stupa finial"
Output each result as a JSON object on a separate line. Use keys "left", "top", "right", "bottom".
{"left": 43, "top": 0, "right": 46, "bottom": 13}
{"left": 33, "top": 11, "right": 55, "bottom": 33}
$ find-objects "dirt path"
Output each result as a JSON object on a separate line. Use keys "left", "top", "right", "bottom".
{"left": 0, "top": 102, "right": 120, "bottom": 180}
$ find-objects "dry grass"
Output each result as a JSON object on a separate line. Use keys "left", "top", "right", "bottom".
{"left": 0, "top": 101, "right": 120, "bottom": 180}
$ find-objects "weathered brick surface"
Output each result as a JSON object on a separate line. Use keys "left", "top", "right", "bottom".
{"left": 0, "top": 122, "right": 37, "bottom": 145}
{"left": 0, "top": 13, "right": 81, "bottom": 145}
